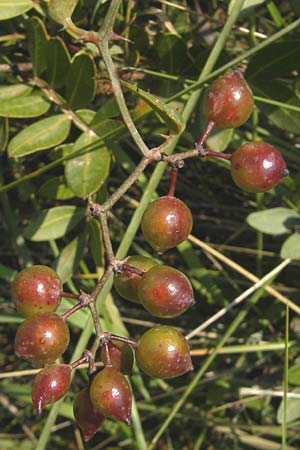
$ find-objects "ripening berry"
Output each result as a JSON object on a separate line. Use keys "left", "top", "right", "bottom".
{"left": 14, "top": 312, "right": 70, "bottom": 365}
{"left": 204, "top": 70, "right": 254, "bottom": 128}
{"left": 90, "top": 367, "right": 132, "bottom": 424}
{"left": 11, "top": 265, "right": 62, "bottom": 318}
{"left": 32, "top": 364, "right": 71, "bottom": 413}
{"left": 100, "top": 340, "right": 134, "bottom": 375}
{"left": 231, "top": 141, "right": 288, "bottom": 193}
{"left": 141, "top": 196, "right": 193, "bottom": 253}
{"left": 135, "top": 326, "right": 193, "bottom": 379}
{"left": 138, "top": 265, "right": 195, "bottom": 318}
{"left": 73, "top": 386, "right": 105, "bottom": 442}
{"left": 114, "top": 255, "right": 158, "bottom": 303}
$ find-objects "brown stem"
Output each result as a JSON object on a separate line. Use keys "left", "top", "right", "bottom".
{"left": 168, "top": 166, "right": 178, "bottom": 197}
{"left": 101, "top": 342, "right": 112, "bottom": 367}
{"left": 61, "top": 302, "right": 85, "bottom": 320}
{"left": 99, "top": 212, "right": 115, "bottom": 264}
{"left": 70, "top": 354, "right": 89, "bottom": 369}
{"left": 122, "top": 263, "right": 145, "bottom": 277}
{"left": 60, "top": 291, "right": 80, "bottom": 300}
{"left": 197, "top": 120, "right": 215, "bottom": 147}
{"left": 110, "top": 334, "right": 138, "bottom": 348}
{"left": 202, "top": 151, "right": 232, "bottom": 160}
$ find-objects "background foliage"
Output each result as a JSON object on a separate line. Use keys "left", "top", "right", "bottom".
{"left": 1, "top": 1, "right": 300, "bottom": 449}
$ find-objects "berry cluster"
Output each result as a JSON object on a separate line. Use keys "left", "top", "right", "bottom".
{"left": 11, "top": 70, "right": 288, "bottom": 442}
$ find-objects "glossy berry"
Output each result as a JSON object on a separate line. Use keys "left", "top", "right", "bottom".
{"left": 11, "top": 265, "right": 62, "bottom": 318}
{"left": 32, "top": 364, "right": 71, "bottom": 413}
{"left": 114, "top": 255, "right": 158, "bottom": 303}
{"left": 231, "top": 141, "right": 288, "bottom": 193}
{"left": 138, "top": 265, "right": 195, "bottom": 318}
{"left": 90, "top": 367, "right": 131, "bottom": 424}
{"left": 135, "top": 326, "right": 193, "bottom": 379}
{"left": 204, "top": 70, "right": 254, "bottom": 128}
{"left": 141, "top": 196, "right": 193, "bottom": 253}
{"left": 73, "top": 386, "right": 105, "bottom": 442}
{"left": 101, "top": 340, "right": 134, "bottom": 375}
{"left": 14, "top": 312, "right": 70, "bottom": 365}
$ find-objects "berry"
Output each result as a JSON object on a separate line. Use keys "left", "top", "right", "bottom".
{"left": 11, "top": 265, "right": 62, "bottom": 318}
{"left": 90, "top": 367, "right": 131, "bottom": 424}
{"left": 73, "top": 386, "right": 105, "bottom": 442}
{"left": 230, "top": 141, "right": 288, "bottom": 193}
{"left": 141, "top": 196, "right": 193, "bottom": 253}
{"left": 135, "top": 326, "right": 193, "bottom": 379}
{"left": 138, "top": 265, "right": 195, "bottom": 318}
{"left": 204, "top": 70, "right": 254, "bottom": 128}
{"left": 14, "top": 312, "right": 70, "bottom": 365}
{"left": 32, "top": 364, "right": 71, "bottom": 413}
{"left": 100, "top": 340, "right": 134, "bottom": 375}
{"left": 114, "top": 255, "right": 158, "bottom": 303}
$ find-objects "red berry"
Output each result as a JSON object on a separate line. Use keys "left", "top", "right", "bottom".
{"left": 32, "top": 364, "right": 71, "bottom": 413}
{"left": 11, "top": 265, "right": 62, "bottom": 318}
{"left": 114, "top": 255, "right": 158, "bottom": 303}
{"left": 141, "top": 196, "right": 193, "bottom": 253}
{"left": 231, "top": 141, "right": 288, "bottom": 193}
{"left": 100, "top": 340, "right": 134, "bottom": 375}
{"left": 90, "top": 367, "right": 131, "bottom": 424}
{"left": 73, "top": 386, "right": 105, "bottom": 442}
{"left": 14, "top": 312, "right": 70, "bottom": 365}
{"left": 204, "top": 70, "right": 254, "bottom": 128}
{"left": 135, "top": 326, "right": 193, "bottom": 379}
{"left": 138, "top": 265, "right": 195, "bottom": 318}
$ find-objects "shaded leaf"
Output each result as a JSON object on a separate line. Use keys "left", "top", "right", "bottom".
{"left": 56, "top": 232, "right": 86, "bottom": 283}
{"left": 0, "top": 84, "right": 32, "bottom": 100}
{"left": 247, "top": 208, "right": 300, "bottom": 235}
{"left": 228, "top": 0, "right": 266, "bottom": 14}
{"left": 45, "top": 38, "right": 71, "bottom": 89}
{"left": 153, "top": 33, "right": 190, "bottom": 73}
{"left": 0, "top": 95, "right": 50, "bottom": 118}
{"left": 277, "top": 388, "right": 300, "bottom": 423}
{"left": 246, "top": 41, "right": 300, "bottom": 81}
{"left": 90, "top": 117, "right": 123, "bottom": 137}
{"left": 280, "top": 234, "right": 300, "bottom": 260}
{"left": 65, "top": 132, "right": 111, "bottom": 198}
{"left": 39, "top": 176, "right": 75, "bottom": 200}
{"left": 27, "top": 17, "right": 49, "bottom": 76}
{"left": 206, "top": 128, "right": 233, "bottom": 152}
{"left": 0, "top": 0, "right": 33, "bottom": 20}
{"left": 122, "top": 80, "right": 184, "bottom": 134}
{"left": 24, "top": 206, "right": 85, "bottom": 241}
{"left": 8, "top": 114, "right": 71, "bottom": 157}
{"left": 0, "top": 117, "right": 8, "bottom": 152}
{"left": 48, "top": 0, "right": 79, "bottom": 24}
{"left": 66, "top": 52, "right": 95, "bottom": 109}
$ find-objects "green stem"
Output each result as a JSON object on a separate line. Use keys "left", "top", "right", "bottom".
{"left": 282, "top": 304, "right": 289, "bottom": 449}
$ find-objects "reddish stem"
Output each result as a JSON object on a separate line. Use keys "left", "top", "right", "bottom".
{"left": 168, "top": 167, "right": 178, "bottom": 197}
{"left": 202, "top": 151, "right": 232, "bottom": 161}
{"left": 61, "top": 302, "right": 85, "bottom": 321}
{"left": 60, "top": 291, "right": 80, "bottom": 300}
{"left": 197, "top": 120, "right": 215, "bottom": 147}
{"left": 102, "top": 342, "right": 112, "bottom": 367}
{"left": 70, "top": 354, "right": 88, "bottom": 369}
{"left": 110, "top": 334, "right": 138, "bottom": 348}
{"left": 122, "top": 263, "right": 145, "bottom": 277}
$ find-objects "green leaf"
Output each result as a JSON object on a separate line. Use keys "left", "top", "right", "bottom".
{"left": 277, "top": 388, "right": 300, "bottom": 423}
{"left": 280, "top": 234, "right": 300, "bottom": 260}
{"left": 0, "top": 117, "right": 8, "bottom": 152}
{"left": 27, "top": 17, "right": 49, "bottom": 76}
{"left": 66, "top": 52, "right": 96, "bottom": 109}
{"left": 76, "top": 109, "right": 96, "bottom": 124}
{"left": 48, "top": 0, "right": 79, "bottom": 24}
{"left": 92, "top": 97, "right": 120, "bottom": 120}
{"left": 88, "top": 218, "right": 102, "bottom": 267}
{"left": 45, "top": 38, "right": 71, "bottom": 89}
{"left": 288, "top": 362, "right": 300, "bottom": 386}
{"left": 0, "top": 84, "right": 32, "bottom": 100}
{"left": 56, "top": 232, "right": 86, "bottom": 283}
{"left": 8, "top": 114, "right": 71, "bottom": 157}
{"left": 24, "top": 206, "right": 85, "bottom": 241}
{"left": 251, "top": 80, "right": 300, "bottom": 133}
{"left": 228, "top": 0, "right": 265, "bottom": 14}
{"left": 122, "top": 80, "right": 184, "bottom": 134}
{"left": 246, "top": 41, "right": 300, "bottom": 81}
{"left": 39, "top": 176, "right": 75, "bottom": 200}
{"left": 206, "top": 128, "right": 233, "bottom": 152}
{"left": 247, "top": 208, "right": 300, "bottom": 236}
{"left": 0, "top": 0, "right": 33, "bottom": 20}
{"left": 65, "top": 132, "right": 111, "bottom": 198}
{"left": 0, "top": 95, "right": 50, "bottom": 118}
{"left": 90, "top": 117, "right": 123, "bottom": 137}
{"left": 153, "top": 33, "right": 190, "bottom": 74}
